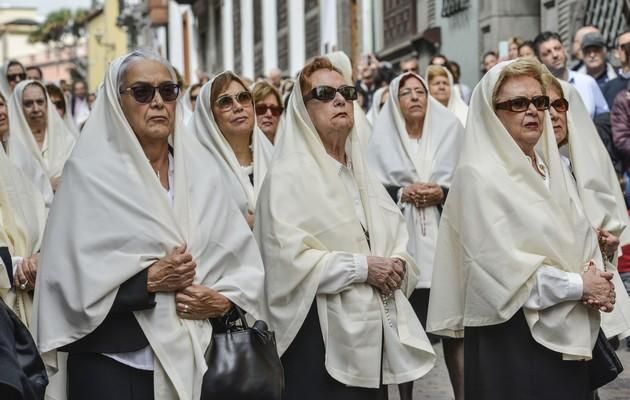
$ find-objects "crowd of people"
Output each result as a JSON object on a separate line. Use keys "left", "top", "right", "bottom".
{"left": 1, "top": 23, "right": 630, "bottom": 400}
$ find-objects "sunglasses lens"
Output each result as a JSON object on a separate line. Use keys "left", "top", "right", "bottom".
{"left": 552, "top": 99, "right": 568, "bottom": 112}
{"left": 217, "top": 95, "right": 233, "bottom": 110}
{"left": 339, "top": 86, "right": 358, "bottom": 101}
{"left": 511, "top": 97, "right": 530, "bottom": 112}
{"left": 270, "top": 106, "right": 283, "bottom": 116}
{"left": 131, "top": 85, "right": 155, "bottom": 103}
{"left": 313, "top": 86, "right": 336, "bottom": 101}
{"left": 158, "top": 84, "right": 179, "bottom": 102}
{"left": 236, "top": 91, "right": 253, "bottom": 105}
{"left": 532, "top": 96, "right": 549, "bottom": 110}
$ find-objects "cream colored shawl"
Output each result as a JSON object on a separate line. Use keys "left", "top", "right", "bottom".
{"left": 560, "top": 81, "right": 630, "bottom": 338}
{"left": 58, "top": 93, "right": 81, "bottom": 137}
{"left": 0, "top": 145, "right": 46, "bottom": 327}
{"left": 325, "top": 51, "right": 373, "bottom": 142}
{"left": 368, "top": 73, "right": 464, "bottom": 289}
{"left": 192, "top": 74, "right": 272, "bottom": 214}
{"left": 33, "top": 54, "right": 265, "bottom": 400}
{"left": 427, "top": 61, "right": 601, "bottom": 360}
{"left": 7, "top": 80, "right": 76, "bottom": 206}
{"left": 366, "top": 86, "right": 388, "bottom": 126}
{"left": 443, "top": 68, "right": 468, "bottom": 126}
{"left": 255, "top": 70, "right": 435, "bottom": 388}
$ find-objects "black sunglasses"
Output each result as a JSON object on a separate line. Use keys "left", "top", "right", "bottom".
{"left": 255, "top": 104, "right": 283, "bottom": 116}
{"left": 495, "top": 95, "right": 549, "bottom": 112}
{"left": 303, "top": 85, "right": 358, "bottom": 103}
{"left": 215, "top": 91, "right": 253, "bottom": 111}
{"left": 52, "top": 100, "right": 65, "bottom": 110}
{"left": 120, "top": 83, "right": 180, "bottom": 104}
{"left": 7, "top": 73, "right": 26, "bottom": 83}
{"left": 550, "top": 98, "right": 569, "bottom": 113}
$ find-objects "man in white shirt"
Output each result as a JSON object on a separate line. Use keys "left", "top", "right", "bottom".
{"left": 534, "top": 31, "right": 609, "bottom": 118}
{"left": 71, "top": 80, "right": 90, "bottom": 127}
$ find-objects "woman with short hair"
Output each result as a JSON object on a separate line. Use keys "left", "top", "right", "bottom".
{"left": 256, "top": 56, "right": 435, "bottom": 400}
{"left": 428, "top": 58, "right": 617, "bottom": 399}
{"left": 33, "top": 49, "right": 264, "bottom": 400}
{"left": 252, "top": 81, "right": 283, "bottom": 144}
{"left": 426, "top": 65, "right": 468, "bottom": 125}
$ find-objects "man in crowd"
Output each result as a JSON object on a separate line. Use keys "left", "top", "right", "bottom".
{"left": 400, "top": 57, "right": 419, "bottom": 74}
{"left": 603, "top": 31, "right": 630, "bottom": 108}
{"left": 26, "top": 66, "right": 43, "bottom": 81}
{"left": 576, "top": 32, "right": 617, "bottom": 90}
{"left": 70, "top": 80, "right": 90, "bottom": 128}
{"left": 267, "top": 67, "right": 283, "bottom": 91}
{"left": 534, "top": 31, "right": 608, "bottom": 118}
{"left": 481, "top": 51, "right": 498, "bottom": 74}
{"left": 570, "top": 25, "right": 600, "bottom": 70}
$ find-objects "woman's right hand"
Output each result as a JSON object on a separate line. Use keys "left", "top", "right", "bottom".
{"left": 366, "top": 256, "right": 406, "bottom": 295}
{"left": 581, "top": 263, "right": 615, "bottom": 313}
{"left": 147, "top": 244, "right": 196, "bottom": 293}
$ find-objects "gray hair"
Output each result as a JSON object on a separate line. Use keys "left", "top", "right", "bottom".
{"left": 116, "top": 48, "right": 178, "bottom": 95}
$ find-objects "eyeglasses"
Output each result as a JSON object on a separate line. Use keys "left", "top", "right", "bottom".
{"left": 7, "top": 73, "right": 26, "bottom": 83}
{"left": 495, "top": 95, "right": 549, "bottom": 112}
{"left": 302, "top": 85, "right": 358, "bottom": 103}
{"left": 255, "top": 104, "right": 283, "bottom": 116}
{"left": 215, "top": 91, "right": 253, "bottom": 111}
{"left": 549, "top": 98, "right": 569, "bottom": 113}
{"left": 120, "top": 83, "right": 180, "bottom": 104}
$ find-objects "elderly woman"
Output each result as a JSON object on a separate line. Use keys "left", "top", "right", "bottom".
{"left": 193, "top": 72, "right": 272, "bottom": 228}
{"left": 46, "top": 83, "right": 80, "bottom": 137}
{"left": 427, "top": 58, "right": 617, "bottom": 399}
{"left": 0, "top": 60, "right": 26, "bottom": 97}
{"left": 368, "top": 72, "right": 464, "bottom": 400}
{"left": 255, "top": 56, "right": 435, "bottom": 400}
{"left": 426, "top": 65, "right": 469, "bottom": 125}
{"left": 6, "top": 80, "right": 76, "bottom": 205}
{"left": 252, "top": 81, "right": 283, "bottom": 144}
{"left": 545, "top": 74, "right": 630, "bottom": 339}
{"left": 33, "top": 49, "right": 264, "bottom": 400}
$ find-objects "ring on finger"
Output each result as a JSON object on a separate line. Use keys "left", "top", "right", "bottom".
{"left": 184, "top": 304, "right": 190, "bottom": 312}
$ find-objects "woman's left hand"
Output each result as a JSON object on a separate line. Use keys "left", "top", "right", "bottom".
{"left": 176, "top": 284, "right": 233, "bottom": 320}
{"left": 413, "top": 184, "right": 443, "bottom": 208}
{"left": 15, "top": 254, "right": 38, "bottom": 291}
{"left": 597, "top": 229, "right": 619, "bottom": 261}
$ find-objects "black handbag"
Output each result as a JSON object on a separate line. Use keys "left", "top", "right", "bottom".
{"left": 201, "top": 307, "right": 284, "bottom": 400}
{"left": 588, "top": 329, "right": 624, "bottom": 390}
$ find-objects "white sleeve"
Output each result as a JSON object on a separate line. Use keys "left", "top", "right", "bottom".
{"left": 524, "top": 265, "right": 583, "bottom": 310}
{"left": 11, "top": 256, "right": 23, "bottom": 279}
{"left": 317, "top": 252, "right": 368, "bottom": 295}
{"left": 397, "top": 187, "right": 406, "bottom": 209}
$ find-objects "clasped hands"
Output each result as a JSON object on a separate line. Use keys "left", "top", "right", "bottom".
{"left": 366, "top": 256, "right": 406, "bottom": 296}
{"left": 402, "top": 183, "right": 443, "bottom": 209}
{"left": 581, "top": 262, "right": 615, "bottom": 313}
{"left": 147, "top": 244, "right": 232, "bottom": 320}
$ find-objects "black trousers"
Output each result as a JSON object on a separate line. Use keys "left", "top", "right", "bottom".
{"left": 281, "top": 302, "right": 388, "bottom": 400}
{"left": 67, "top": 353, "right": 153, "bottom": 400}
{"left": 464, "top": 310, "right": 591, "bottom": 400}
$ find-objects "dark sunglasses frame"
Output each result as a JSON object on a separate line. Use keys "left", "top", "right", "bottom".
{"left": 7, "top": 73, "right": 26, "bottom": 83}
{"left": 495, "top": 95, "right": 550, "bottom": 112}
{"left": 255, "top": 104, "right": 283, "bottom": 116}
{"left": 549, "top": 98, "right": 569, "bottom": 113}
{"left": 52, "top": 100, "right": 65, "bottom": 110}
{"left": 120, "top": 83, "right": 180, "bottom": 104}
{"left": 215, "top": 91, "right": 253, "bottom": 111}
{"left": 303, "top": 85, "right": 358, "bottom": 103}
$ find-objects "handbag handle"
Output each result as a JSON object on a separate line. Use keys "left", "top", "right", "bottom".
{"left": 232, "top": 305, "right": 249, "bottom": 329}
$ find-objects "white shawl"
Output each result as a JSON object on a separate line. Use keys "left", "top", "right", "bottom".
{"left": 179, "top": 85, "right": 194, "bottom": 124}
{"left": 192, "top": 74, "right": 272, "bottom": 214}
{"left": 59, "top": 93, "right": 81, "bottom": 137}
{"left": 443, "top": 68, "right": 468, "bottom": 126}
{"left": 427, "top": 61, "right": 601, "bottom": 360}
{"left": 325, "top": 51, "right": 373, "bottom": 142}
{"left": 255, "top": 70, "right": 435, "bottom": 388}
{"left": 0, "top": 61, "right": 19, "bottom": 99}
{"left": 6, "top": 80, "right": 76, "bottom": 206}
{"left": 560, "top": 81, "right": 630, "bottom": 339}
{"left": 32, "top": 54, "right": 265, "bottom": 400}
{"left": 0, "top": 145, "right": 46, "bottom": 327}
{"left": 368, "top": 72, "right": 464, "bottom": 288}
{"left": 366, "top": 86, "right": 388, "bottom": 126}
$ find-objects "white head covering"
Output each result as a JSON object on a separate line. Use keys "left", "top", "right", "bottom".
{"left": 325, "top": 51, "right": 373, "bottom": 142}
{"left": 366, "top": 86, "right": 388, "bottom": 126}
{"left": 57, "top": 90, "right": 81, "bottom": 137}
{"left": 32, "top": 52, "right": 265, "bottom": 399}
{"left": 192, "top": 73, "right": 272, "bottom": 214}
{"left": 427, "top": 60, "right": 601, "bottom": 360}
{"left": 0, "top": 145, "right": 46, "bottom": 327}
{"left": 6, "top": 80, "right": 76, "bottom": 206}
{"left": 368, "top": 72, "right": 464, "bottom": 288}
{"left": 0, "top": 60, "right": 24, "bottom": 98}
{"left": 559, "top": 80, "right": 630, "bottom": 339}
{"left": 255, "top": 66, "right": 435, "bottom": 388}
{"left": 178, "top": 85, "right": 195, "bottom": 124}
{"left": 425, "top": 66, "right": 469, "bottom": 126}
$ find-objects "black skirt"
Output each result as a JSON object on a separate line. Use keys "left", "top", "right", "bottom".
{"left": 464, "top": 309, "right": 591, "bottom": 400}
{"left": 281, "top": 302, "right": 388, "bottom": 400}
{"left": 408, "top": 288, "right": 439, "bottom": 342}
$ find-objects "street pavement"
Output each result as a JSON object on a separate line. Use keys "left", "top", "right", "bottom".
{"left": 387, "top": 340, "right": 630, "bottom": 400}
